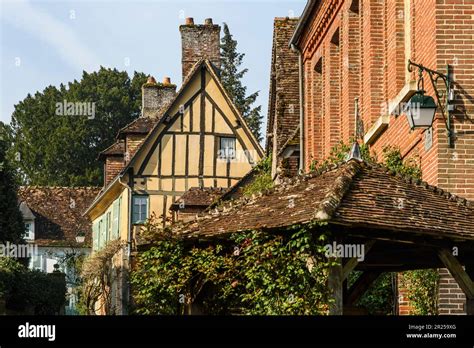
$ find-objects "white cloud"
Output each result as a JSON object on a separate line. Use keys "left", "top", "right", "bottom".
{"left": 1, "top": 0, "right": 101, "bottom": 72}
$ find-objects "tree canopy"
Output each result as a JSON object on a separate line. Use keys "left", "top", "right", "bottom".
{"left": 220, "top": 23, "right": 263, "bottom": 142}
{"left": 6, "top": 67, "right": 147, "bottom": 187}
{"left": 0, "top": 130, "right": 25, "bottom": 243}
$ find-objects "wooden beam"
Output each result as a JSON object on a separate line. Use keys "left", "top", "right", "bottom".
{"left": 464, "top": 263, "right": 474, "bottom": 315}
{"left": 438, "top": 249, "right": 474, "bottom": 300}
{"left": 342, "top": 240, "right": 375, "bottom": 280}
{"left": 344, "top": 271, "right": 382, "bottom": 306}
{"left": 328, "top": 257, "right": 343, "bottom": 315}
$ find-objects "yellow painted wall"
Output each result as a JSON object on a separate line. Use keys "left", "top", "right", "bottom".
{"left": 90, "top": 64, "right": 263, "bottom": 244}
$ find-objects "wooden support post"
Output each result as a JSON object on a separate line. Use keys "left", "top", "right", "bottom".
{"left": 438, "top": 249, "right": 474, "bottom": 315}
{"left": 328, "top": 257, "right": 343, "bottom": 315}
{"left": 465, "top": 263, "right": 474, "bottom": 315}
{"left": 344, "top": 271, "right": 382, "bottom": 306}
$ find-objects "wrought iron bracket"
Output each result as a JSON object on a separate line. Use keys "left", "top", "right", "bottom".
{"left": 407, "top": 59, "right": 454, "bottom": 147}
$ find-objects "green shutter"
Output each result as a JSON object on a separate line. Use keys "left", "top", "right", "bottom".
{"left": 99, "top": 217, "right": 106, "bottom": 249}
{"left": 144, "top": 197, "right": 149, "bottom": 222}
{"left": 92, "top": 222, "right": 99, "bottom": 251}
{"left": 112, "top": 200, "right": 120, "bottom": 240}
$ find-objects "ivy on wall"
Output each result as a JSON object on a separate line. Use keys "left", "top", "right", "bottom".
{"left": 131, "top": 218, "right": 335, "bottom": 315}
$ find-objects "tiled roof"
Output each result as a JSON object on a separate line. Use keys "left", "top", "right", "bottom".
{"left": 18, "top": 186, "right": 101, "bottom": 247}
{"left": 174, "top": 160, "right": 474, "bottom": 242}
{"left": 117, "top": 117, "right": 158, "bottom": 137}
{"left": 98, "top": 140, "right": 125, "bottom": 159}
{"left": 208, "top": 166, "right": 260, "bottom": 206}
{"left": 170, "top": 187, "right": 226, "bottom": 210}
{"left": 267, "top": 17, "right": 300, "bottom": 154}
{"left": 86, "top": 59, "right": 264, "bottom": 217}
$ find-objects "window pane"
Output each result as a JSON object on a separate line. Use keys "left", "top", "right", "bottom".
{"left": 132, "top": 196, "right": 148, "bottom": 224}
{"left": 220, "top": 137, "right": 236, "bottom": 159}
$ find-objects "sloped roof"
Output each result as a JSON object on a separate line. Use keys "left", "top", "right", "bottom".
{"left": 122, "top": 59, "right": 264, "bottom": 175}
{"left": 18, "top": 186, "right": 101, "bottom": 247}
{"left": 170, "top": 187, "right": 226, "bottom": 210}
{"left": 117, "top": 117, "right": 157, "bottom": 137}
{"left": 267, "top": 17, "right": 300, "bottom": 153}
{"left": 174, "top": 160, "right": 474, "bottom": 242}
{"left": 98, "top": 140, "right": 125, "bottom": 159}
{"left": 85, "top": 59, "right": 264, "bottom": 217}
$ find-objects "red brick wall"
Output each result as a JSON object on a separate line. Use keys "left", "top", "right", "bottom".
{"left": 341, "top": 4, "right": 360, "bottom": 141}
{"left": 105, "top": 157, "right": 124, "bottom": 186}
{"left": 360, "top": 0, "right": 387, "bottom": 130}
{"left": 298, "top": 0, "right": 474, "bottom": 315}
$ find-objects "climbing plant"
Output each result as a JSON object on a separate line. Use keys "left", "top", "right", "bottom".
{"left": 400, "top": 269, "right": 439, "bottom": 315}
{"left": 77, "top": 240, "right": 123, "bottom": 315}
{"left": 132, "top": 145, "right": 436, "bottom": 315}
{"left": 131, "top": 217, "right": 334, "bottom": 315}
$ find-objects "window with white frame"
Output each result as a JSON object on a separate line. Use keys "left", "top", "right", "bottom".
{"left": 132, "top": 195, "right": 148, "bottom": 224}
{"left": 218, "top": 137, "right": 236, "bottom": 160}
{"left": 24, "top": 221, "right": 35, "bottom": 241}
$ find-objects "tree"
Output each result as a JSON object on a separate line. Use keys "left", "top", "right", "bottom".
{"left": 6, "top": 68, "right": 147, "bottom": 187}
{"left": 220, "top": 23, "right": 263, "bottom": 142}
{"left": 0, "top": 130, "right": 25, "bottom": 243}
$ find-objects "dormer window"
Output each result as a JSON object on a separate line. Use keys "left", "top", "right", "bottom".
{"left": 24, "top": 221, "right": 35, "bottom": 241}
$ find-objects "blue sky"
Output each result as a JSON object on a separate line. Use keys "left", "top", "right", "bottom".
{"left": 0, "top": 0, "right": 306, "bottom": 139}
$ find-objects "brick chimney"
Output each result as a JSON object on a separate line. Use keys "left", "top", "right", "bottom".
{"left": 142, "top": 76, "right": 177, "bottom": 118}
{"left": 179, "top": 17, "right": 221, "bottom": 81}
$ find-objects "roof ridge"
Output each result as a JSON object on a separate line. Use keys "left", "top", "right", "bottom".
{"left": 19, "top": 186, "right": 100, "bottom": 190}
{"left": 314, "top": 159, "right": 363, "bottom": 220}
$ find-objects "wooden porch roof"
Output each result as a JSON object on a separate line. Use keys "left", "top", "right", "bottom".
{"left": 173, "top": 159, "right": 474, "bottom": 244}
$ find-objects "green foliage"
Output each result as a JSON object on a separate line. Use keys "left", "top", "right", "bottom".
{"left": 349, "top": 272, "right": 395, "bottom": 315}
{"left": 309, "top": 140, "right": 372, "bottom": 172}
{"left": 382, "top": 146, "right": 421, "bottom": 179}
{"left": 0, "top": 133, "right": 25, "bottom": 244}
{"left": 6, "top": 68, "right": 147, "bottom": 186}
{"left": 220, "top": 23, "right": 263, "bottom": 142}
{"left": 131, "top": 218, "right": 333, "bottom": 315}
{"left": 0, "top": 258, "right": 66, "bottom": 314}
{"left": 242, "top": 156, "right": 273, "bottom": 196}
{"left": 400, "top": 269, "right": 439, "bottom": 315}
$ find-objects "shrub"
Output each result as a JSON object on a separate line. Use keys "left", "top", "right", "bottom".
{"left": 0, "top": 258, "right": 66, "bottom": 314}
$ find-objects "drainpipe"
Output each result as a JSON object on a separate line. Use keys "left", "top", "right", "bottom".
{"left": 291, "top": 43, "right": 305, "bottom": 173}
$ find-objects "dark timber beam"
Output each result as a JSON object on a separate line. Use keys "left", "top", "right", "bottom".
{"left": 344, "top": 271, "right": 382, "bottom": 306}
{"left": 342, "top": 240, "right": 375, "bottom": 280}
{"left": 438, "top": 249, "right": 474, "bottom": 315}
{"left": 466, "top": 263, "right": 474, "bottom": 315}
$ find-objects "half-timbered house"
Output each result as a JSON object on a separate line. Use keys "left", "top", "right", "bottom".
{"left": 84, "top": 17, "right": 263, "bottom": 314}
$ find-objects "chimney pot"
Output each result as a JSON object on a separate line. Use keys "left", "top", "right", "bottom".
{"left": 163, "top": 77, "right": 171, "bottom": 85}
{"left": 146, "top": 76, "right": 157, "bottom": 84}
{"left": 185, "top": 17, "right": 194, "bottom": 25}
{"left": 180, "top": 19, "right": 221, "bottom": 81}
